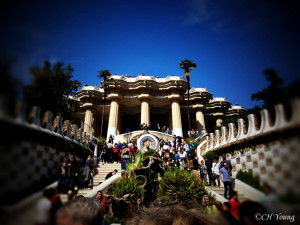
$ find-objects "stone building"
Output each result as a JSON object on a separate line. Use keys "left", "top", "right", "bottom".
{"left": 71, "top": 74, "right": 244, "bottom": 140}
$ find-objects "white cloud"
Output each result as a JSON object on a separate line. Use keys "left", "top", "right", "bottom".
{"left": 182, "top": 0, "right": 212, "bottom": 26}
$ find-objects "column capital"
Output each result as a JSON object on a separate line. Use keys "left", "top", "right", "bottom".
{"left": 192, "top": 104, "right": 205, "bottom": 110}
{"left": 82, "top": 103, "right": 95, "bottom": 110}
{"left": 107, "top": 93, "right": 122, "bottom": 101}
{"left": 108, "top": 97, "right": 121, "bottom": 103}
{"left": 168, "top": 95, "right": 183, "bottom": 102}
{"left": 137, "top": 94, "right": 151, "bottom": 101}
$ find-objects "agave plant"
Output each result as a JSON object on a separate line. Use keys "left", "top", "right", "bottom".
{"left": 156, "top": 167, "right": 209, "bottom": 205}
{"left": 112, "top": 175, "right": 144, "bottom": 198}
{"left": 126, "top": 154, "right": 141, "bottom": 172}
{"left": 143, "top": 148, "right": 160, "bottom": 158}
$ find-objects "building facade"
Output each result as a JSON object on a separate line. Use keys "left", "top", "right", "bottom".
{"left": 72, "top": 74, "right": 244, "bottom": 139}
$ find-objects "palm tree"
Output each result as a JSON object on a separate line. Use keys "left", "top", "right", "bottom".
{"left": 179, "top": 59, "right": 197, "bottom": 137}
{"left": 97, "top": 70, "right": 112, "bottom": 138}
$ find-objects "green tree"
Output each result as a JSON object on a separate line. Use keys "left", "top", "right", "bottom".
{"left": 97, "top": 69, "right": 113, "bottom": 137}
{"left": 179, "top": 59, "right": 197, "bottom": 137}
{"left": 0, "top": 55, "right": 21, "bottom": 114}
{"left": 251, "top": 69, "right": 286, "bottom": 108}
{"left": 219, "top": 68, "right": 300, "bottom": 129}
{"left": 23, "top": 61, "right": 81, "bottom": 118}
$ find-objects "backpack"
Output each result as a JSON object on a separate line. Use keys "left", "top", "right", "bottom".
{"left": 188, "top": 160, "right": 194, "bottom": 169}
{"left": 164, "top": 152, "right": 170, "bottom": 159}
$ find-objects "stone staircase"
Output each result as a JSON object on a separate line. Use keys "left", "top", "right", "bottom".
{"left": 60, "top": 162, "right": 121, "bottom": 203}
{"left": 206, "top": 179, "right": 262, "bottom": 202}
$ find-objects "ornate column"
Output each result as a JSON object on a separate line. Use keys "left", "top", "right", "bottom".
{"left": 140, "top": 99, "right": 150, "bottom": 126}
{"left": 171, "top": 100, "right": 183, "bottom": 137}
{"left": 196, "top": 110, "right": 206, "bottom": 131}
{"left": 84, "top": 109, "right": 93, "bottom": 134}
{"left": 168, "top": 110, "right": 173, "bottom": 131}
{"left": 117, "top": 110, "right": 122, "bottom": 135}
{"left": 107, "top": 99, "right": 119, "bottom": 140}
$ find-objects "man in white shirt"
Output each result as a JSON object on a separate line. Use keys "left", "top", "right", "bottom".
{"left": 212, "top": 158, "right": 220, "bottom": 187}
{"left": 35, "top": 189, "right": 52, "bottom": 225}
{"left": 180, "top": 150, "right": 188, "bottom": 169}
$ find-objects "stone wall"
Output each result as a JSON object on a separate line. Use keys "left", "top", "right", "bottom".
{"left": 0, "top": 102, "right": 93, "bottom": 205}
{"left": 199, "top": 99, "right": 300, "bottom": 195}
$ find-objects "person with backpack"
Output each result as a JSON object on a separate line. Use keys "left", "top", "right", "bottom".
{"left": 121, "top": 145, "right": 130, "bottom": 170}
{"left": 107, "top": 141, "right": 113, "bottom": 163}
{"left": 205, "top": 158, "right": 213, "bottom": 186}
{"left": 162, "top": 142, "right": 170, "bottom": 163}
{"left": 84, "top": 155, "right": 94, "bottom": 189}
{"left": 191, "top": 156, "right": 200, "bottom": 177}
{"left": 101, "top": 141, "right": 108, "bottom": 164}
{"left": 174, "top": 150, "right": 181, "bottom": 168}
{"left": 200, "top": 160, "right": 207, "bottom": 182}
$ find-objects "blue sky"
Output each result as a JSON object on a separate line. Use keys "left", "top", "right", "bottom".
{"left": 1, "top": 0, "right": 300, "bottom": 109}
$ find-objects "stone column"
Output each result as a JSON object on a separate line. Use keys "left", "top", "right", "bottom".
{"left": 84, "top": 109, "right": 93, "bottom": 134}
{"left": 196, "top": 110, "right": 206, "bottom": 131}
{"left": 107, "top": 99, "right": 119, "bottom": 140}
{"left": 171, "top": 100, "right": 183, "bottom": 137}
{"left": 168, "top": 110, "right": 173, "bottom": 131}
{"left": 140, "top": 99, "right": 150, "bottom": 126}
{"left": 117, "top": 110, "right": 122, "bottom": 135}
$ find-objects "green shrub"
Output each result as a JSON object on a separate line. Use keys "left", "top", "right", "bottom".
{"left": 113, "top": 176, "right": 144, "bottom": 198}
{"left": 105, "top": 213, "right": 121, "bottom": 224}
{"left": 126, "top": 154, "right": 141, "bottom": 172}
{"left": 185, "top": 137, "right": 200, "bottom": 148}
{"left": 143, "top": 148, "right": 160, "bottom": 158}
{"left": 126, "top": 149, "right": 162, "bottom": 172}
{"left": 156, "top": 167, "right": 209, "bottom": 205}
{"left": 93, "top": 136, "right": 106, "bottom": 145}
{"left": 204, "top": 151, "right": 218, "bottom": 161}
{"left": 236, "top": 170, "right": 263, "bottom": 191}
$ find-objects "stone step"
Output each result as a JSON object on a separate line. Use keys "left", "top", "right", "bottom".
{"left": 206, "top": 185, "right": 253, "bottom": 202}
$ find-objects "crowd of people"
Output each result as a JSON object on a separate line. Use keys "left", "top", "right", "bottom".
{"left": 57, "top": 155, "right": 95, "bottom": 193}
{"left": 36, "top": 184, "right": 281, "bottom": 225}
{"left": 47, "top": 134, "right": 284, "bottom": 225}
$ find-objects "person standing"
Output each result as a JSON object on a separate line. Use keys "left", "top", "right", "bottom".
{"left": 181, "top": 150, "right": 188, "bottom": 169}
{"left": 212, "top": 158, "right": 220, "bottom": 187}
{"left": 101, "top": 141, "right": 108, "bottom": 164}
{"left": 220, "top": 156, "right": 232, "bottom": 172}
{"left": 156, "top": 123, "right": 160, "bottom": 131}
{"left": 222, "top": 202, "right": 238, "bottom": 225}
{"left": 192, "top": 156, "right": 200, "bottom": 177}
{"left": 162, "top": 142, "right": 170, "bottom": 163}
{"left": 174, "top": 150, "right": 181, "bottom": 168}
{"left": 57, "top": 162, "right": 67, "bottom": 193}
{"left": 219, "top": 162, "right": 233, "bottom": 199}
{"left": 159, "top": 138, "right": 164, "bottom": 153}
{"left": 66, "top": 156, "right": 79, "bottom": 191}
{"left": 205, "top": 158, "right": 213, "bottom": 186}
{"left": 121, "top": 145, "right": 130, "bottom": 170}
{"left": 202, "top": 195, "right": 219, "bottom": 217}
{"left": 34, "top": 188, "right": 52, "bottom": 225}
{"left": 106, "top": 141, "right": 114, "bottom": 163}
{"left": 199, "top": 160, "right": 207, "bottom": 182}
{"left": 85, "top": 155, "right": 94, "bottom": 189}
{"left": 95, "top": 191, "right": 107, "bottom": 213}
{"left": 229, "top": 191, "right": 241, "bottom": 221}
